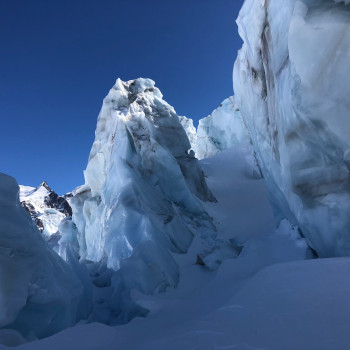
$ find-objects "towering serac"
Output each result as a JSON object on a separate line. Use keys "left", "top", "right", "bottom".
{"left": 234, "top": 0, "right": 350, "bottom": 256}
{"left": 70, "top": 78, "right": 216, "bottom": 299}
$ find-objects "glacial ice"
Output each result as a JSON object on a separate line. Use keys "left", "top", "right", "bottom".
{"left": 0, "top": 173, "right": 85, "bottom": 344}
{"left": 180, "top": 97, "right": 261, "bottom": 178}
{"left": 234, "top": 0, "right": 350, "bottom": 257}
{"left": 67, "top": 78, "right": 221, "bottom": 320}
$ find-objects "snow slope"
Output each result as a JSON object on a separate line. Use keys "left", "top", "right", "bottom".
{"left": 233, "top": 0, "right": 350, "bottom": 257}
{"left": 0, "top": 173, "right": 86, "bottom": 345}
{"left": 4, "top": 147, "right": 336, "bottom": 350}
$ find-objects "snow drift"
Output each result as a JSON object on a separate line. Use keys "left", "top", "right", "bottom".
{"left": 234, "top": 0, "right": 350, "bottom": 257}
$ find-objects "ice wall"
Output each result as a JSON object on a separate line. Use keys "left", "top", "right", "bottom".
{"left": 179, "top": 97, "right": 261, "bottom": 177}
{"left": 0, "top": 173, "right": 85, "bottom": 343}
{"left": 234, "top": 0, "right": 350, "bottom": 256}
{"left": 70, "top": 78, "right": 216, "bottom": 298}
{"left": 195, "top": 97, "right": 249, "bottom": 160}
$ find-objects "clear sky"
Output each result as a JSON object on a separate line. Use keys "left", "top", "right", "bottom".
{"left": 1, "top": 0, "right": 244, "bottom": 195}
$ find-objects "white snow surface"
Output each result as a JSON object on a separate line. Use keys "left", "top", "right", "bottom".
{"left": 7, "top": 147, "right": 350, "bottom": 350}
{"left": 0, "top": 173, "right": 86, "bottom": 345}
{"left": 233, "top": 0, "right": 350, "bottom": 257}
{"left": 19, "top": 183, "right": 66, "bottom": 237}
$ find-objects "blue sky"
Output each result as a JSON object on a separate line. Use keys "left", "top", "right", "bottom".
{"left": 1, "top": 0, "right": 244, "bottom": 194}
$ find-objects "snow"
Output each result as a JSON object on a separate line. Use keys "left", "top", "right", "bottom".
{"left": 6, "top": 146, "right": 349, "bottom": 350}
{"left": 233, "top": 0, "right": 350, "bottom": 257}
{"left": 0, "top": 173, "right": 86, "bottom": 345}
{"left": 201, "top": 147, "right": 275, "bottom": 242}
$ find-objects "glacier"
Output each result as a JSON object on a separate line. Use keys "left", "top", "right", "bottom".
{"left": 234, "top": 0, "right": 350, "bottom": 257}
{"left": 0, "top": 173, "right": 86, "bottom": 345}
{"left": 1, "top": 0, "right": 350, "bottom": 347}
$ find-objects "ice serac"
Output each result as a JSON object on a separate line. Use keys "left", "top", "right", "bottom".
{"left": 196, "top": 97, "right": 248, "bottom": 159}
{"left": 70, "top": 78, "right": 216, "bottom": 298}
{"left": 234, "top": 0, "right": 350, "bottom": 257}
{"left": 179, "top": 97, "right": 261, "bottom": 177}
{"left": 178, "top": 116, "right": 197, "bottom": 154}
{"left": 0, "top": 173, "right": 84, "bottom": 344}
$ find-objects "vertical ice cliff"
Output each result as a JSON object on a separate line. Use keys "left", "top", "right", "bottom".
{"left": 234, "top": 0, "right": 350, "bottom": 257}
{"left": 0, "top": 173, "right": 85, "bottom": 344}
{"left": 70, "top": 78, "right": 217, "bottom": 301}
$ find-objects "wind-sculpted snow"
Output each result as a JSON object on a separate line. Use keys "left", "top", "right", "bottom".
{"left": 67, "top": 78, "right": 224, "bottom": 321}
{"left": 234, "top": 0, "right": 350, "bottom": 257}
{"left": 0, "top": 173, "right": 85, "bottom": 345}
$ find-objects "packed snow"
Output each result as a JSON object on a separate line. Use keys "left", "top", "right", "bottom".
{"left": 234, "top": 0, "right": 350, "bottom": 257}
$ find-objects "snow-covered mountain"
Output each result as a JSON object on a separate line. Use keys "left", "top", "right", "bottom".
{"left": 19, "top": 182, "right": 72, "bottom": 238}
{"left": 233, "top": 0, "right": 350, "bottom": 257}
